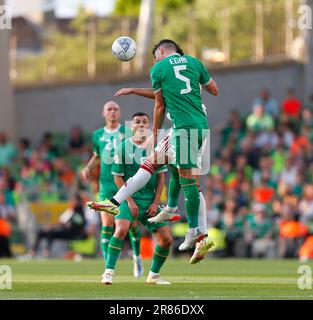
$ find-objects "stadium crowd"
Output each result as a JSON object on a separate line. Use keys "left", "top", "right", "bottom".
{"left": 1, "top": 88, "right": 313, "bottom": 259}
{"left": 206, "top": 89, "right": 313, "bottom": 259}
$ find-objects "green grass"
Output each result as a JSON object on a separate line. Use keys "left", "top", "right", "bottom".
{"left": 0, "top": 258, "right": 313, "bottom": 300}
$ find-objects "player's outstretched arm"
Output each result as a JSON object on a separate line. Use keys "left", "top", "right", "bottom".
{"left": 152, "top": 91, "right": 166, "bottom": 138}
{"left": 114, "top": 88, "right": 154, "bottom": 99}
{"left": 203, "top": 80, "right": 218, "bottom": 96}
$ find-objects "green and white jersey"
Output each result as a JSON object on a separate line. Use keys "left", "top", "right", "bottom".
{"left": 150, "top": 53, "right": 211, "bottom": 129}
{"left": 112, "top": 137, "right": 167, "bottom": 202}
{"left": 92, "top": 124, "right": 132, "bottom": 199}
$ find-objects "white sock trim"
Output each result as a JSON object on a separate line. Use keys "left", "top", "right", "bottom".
{"left": 105, "top": 268, "right": 114, "bottom": 274}
{"left": 165, "top": 205, "right": 178, "bottom": 212}
{"left": 189, "top": 227, "right": 200, "bottom": 236}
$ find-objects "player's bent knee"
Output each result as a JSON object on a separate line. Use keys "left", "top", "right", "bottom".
{"left": 114, "top": 229, "right": 128, "bottom": 239}
{"left": 159, "top": 234, "right": 173, "bottom": 248}
{"left": 114, "top": 224, "right": 129, "bottom": 239}
{"left": 178, "top": 169, "right": 196, "bottom": 179}
{"left": 100, "top": 212, "right": 114, "bottom": 226}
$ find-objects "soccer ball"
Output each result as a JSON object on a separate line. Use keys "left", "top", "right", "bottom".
{"left": 112, "top": 36, "right": 137, "bottom": 62}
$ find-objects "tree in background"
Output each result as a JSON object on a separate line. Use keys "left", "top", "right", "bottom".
{"left": 14, "top": 0, "right": 300, "bottom": 83}
{"left": 114, "top": 0, "right": 296, "bottom": 63}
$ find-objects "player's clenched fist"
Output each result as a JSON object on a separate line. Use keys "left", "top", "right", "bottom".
{"left": 127, "top": 198, "right": 139, "bottom": 218}
{"left": 146, "top": 202, "right": 158, "bottom": 217}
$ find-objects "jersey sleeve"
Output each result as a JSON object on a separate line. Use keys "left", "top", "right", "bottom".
{"left": 92, "top": 131, "right": 99, "bottom": 155}
{"left": 198, "top": 60, "right": 212, "bottom": 86}
{"left": 156, "top": 165, "right": 168, "bottom": 174}
{"left": 111, "top": 143, "right": 125, "bottom": 176}
{"left": 150, "top": 65, "right": 162, "bottom": 93}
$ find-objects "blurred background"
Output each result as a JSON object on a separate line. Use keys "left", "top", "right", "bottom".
{"left": 1, "top": 0, "right": 313, "bottom": 261}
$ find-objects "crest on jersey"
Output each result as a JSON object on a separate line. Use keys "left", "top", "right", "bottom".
{"left": 118, "top": 38, "right": 132, "bottom": 52}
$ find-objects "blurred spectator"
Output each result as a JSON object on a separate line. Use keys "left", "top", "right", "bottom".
{"left": 281, "top": 88, "right": 302, "bottom": 118}
{"left": 301, "top": 108, "right": 313, "bottom": 127}
{"left": 39, "top": 132, "right": 60, "bottom": 160}
{"left": 246, "top": 105, "right": 274, "bottom": 132}
{"left": 299, "top": 185, "right": 313, "bottom": 226}
{"left": 0, "top": 133, "right": 16, "bottom": 168}
{"left": 205, "top": 191, "right": 220, "bottom": 227}
{"left": 218, "top": 199, "right": 244, "bottom": 257}
{"left": 0, "top": 173, "right": 16, "bottom": 207}
{"left": 254, "top": 128, "right": 278, "bottom": 149}
{"left": 278, "top": 205, "right": 308, "bottom": 258}
{"left": 280, "top": 157, "right": 298, "bottom": 188}
{"left": 0, "top": 212, "right": 12, "bottom": 258}
{"left": 29, "top": 193, "right": 87, "bottom": 258}
{"left": 69, "top": 126, "right": 85, "bottom": 154}
{"left": 277, "top": 124, "right": 294, "bottom": 148}
{"left": 244, "top": 203, "right": 275, "bottom": 258}
{"left": 217, "top": 110, "right": 245, "bottom": 147}
{"left": 239, "top": 136, "right": 260, "bottom": 169}
{"left": 17, "top": 138, "right": 32, "bottom": 163}
{"left": 52, "top": 158, "right": 76, "bottom": 200}
{"left": 271, "top": 140, "right": 288, "bottom": 175}
{"left": 0, "top": 174, "right": 16, "bottom": 258}
{"left": 290, "top": 129, "right": 311, "bottom": 156}
{"left": 252, "top": 156, "right": 274, "bottom": 186}
{"left": 252, "top": 88, "right": 279, "bottom": 117}
{"left": 252, "top": 183, "right": 275, "bottom": 204}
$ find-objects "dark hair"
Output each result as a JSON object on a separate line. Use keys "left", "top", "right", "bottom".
{"left": 43, "top": 132, "right": 52, "bottom": 140}
{"left": 132, "top": 112, "right": 150, "bottom": 120}
{"left": 152, "top": 39, "right": 184, "bottom": 57}
{"left": 19, "top": 138, "right": 31, "bottom": 149}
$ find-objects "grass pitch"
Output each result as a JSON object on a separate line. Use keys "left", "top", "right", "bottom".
{"left": 0, "top": 258, "right": 313, "bottom": 300}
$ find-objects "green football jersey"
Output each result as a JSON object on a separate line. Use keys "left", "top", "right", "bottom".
{"left": 111, "top": 137, "right": 167, "bottom": 202}
{"left": 150, "top": 53, "right": 211, "bottom": 129}
{"left": 92, "top": 124, "right": 132, "bottom": 199}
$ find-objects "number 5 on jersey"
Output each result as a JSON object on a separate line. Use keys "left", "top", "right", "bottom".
{"left": 173, "top": 65, "right": 192, "bottom": 95}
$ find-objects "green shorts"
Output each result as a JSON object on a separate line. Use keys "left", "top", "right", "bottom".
{"left": 115, "top": 200, "right": 168, "bottom": 232}
{"left": 170, "top": 125, "right": 209, "bottom": 169}
{"left": 99, "top": 187, "right": 118, "bottom": 201}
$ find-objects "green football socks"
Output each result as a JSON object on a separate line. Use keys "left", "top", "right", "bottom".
{"left": 179, "top": 176, "right": 200, "bottom": 228}
{"left": 167, "top": 165, "right": 181, "bottom": 208}
{"left": 106, "top": 236, "right": 124, "bottom": 270}
{"left": 101, "top": 226, "right": 114, "bottom": 261}
{"left": 129, "top": 225, "right": 141, "bottom": 257}
{"left": 150, "top": 245, "right": 170, "bottom": 273}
